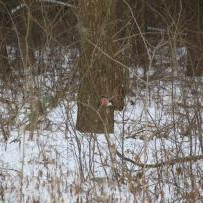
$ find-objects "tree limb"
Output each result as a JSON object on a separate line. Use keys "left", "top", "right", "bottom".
{"left": 116, "top": 150, "right": 203, "bottom": 168}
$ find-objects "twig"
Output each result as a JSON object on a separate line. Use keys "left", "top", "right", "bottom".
{"left": 11, "top": 0, "right": 77, "bottom": 14}
{"left": 116, "top": 150, "right": 203, "bottom": 168}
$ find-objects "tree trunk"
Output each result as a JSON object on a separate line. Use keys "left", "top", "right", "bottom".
{"left": 0, "top": 7, "right": 12, "bottom": 81}
{"left": 186, "top": 0, "right": 203, "bottom": 76}
{"left": 76, "top": 0, "right": 125, "bottom": 133}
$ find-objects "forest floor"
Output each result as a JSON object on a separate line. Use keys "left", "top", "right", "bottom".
{"left": 1, "top": 79, "right": 203, "bottom": 202}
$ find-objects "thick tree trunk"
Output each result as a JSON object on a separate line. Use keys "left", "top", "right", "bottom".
{"left": 186, "top": 0, "right": 203, "bottom": 76}
{"left": 76, "top": 0, "right": 125, "bottom": 133}
{"left": 0, "top": 8, "right": 12, "bottom": 80}
{"left": 0, "top": 40, "right": 10, "bottom": 79}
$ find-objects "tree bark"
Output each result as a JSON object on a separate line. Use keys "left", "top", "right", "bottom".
{"left": 0, "top": 6, "right": 12, "bottom": 80}
{"left": 76, "top": 0, "right": 125, "bottom": 133}
{"left": 186, "top": 0, "right": 203, "bottom": 76}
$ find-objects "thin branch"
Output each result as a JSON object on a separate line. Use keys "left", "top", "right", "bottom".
{"left": 116, "top": 150, "right": 203, "bottom": 168}
{"left": 0, "top": 167, "right": 21, "bottom": 174}
{"left": 11, "top": 0, "right": 77, "bottom": 14}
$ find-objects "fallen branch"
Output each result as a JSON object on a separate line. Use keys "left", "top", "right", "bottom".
{"left": 116, "top": 151, "right": 203, "bottom": 168}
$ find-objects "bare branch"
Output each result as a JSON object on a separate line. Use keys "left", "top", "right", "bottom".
{"left": 116, "top": 151, "right": 203, "bottom": 168}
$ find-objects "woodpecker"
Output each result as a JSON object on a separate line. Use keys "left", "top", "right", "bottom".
{"left": 100, "top": 97, "right": 113, "bottom": 107}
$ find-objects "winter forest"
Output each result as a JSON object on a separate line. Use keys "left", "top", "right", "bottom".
{"left": 0, "top": 0, "right": 203, "bottom": 202}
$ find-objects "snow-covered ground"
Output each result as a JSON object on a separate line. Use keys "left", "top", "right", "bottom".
{"left": 1, "top": 78, "right": 203, "bottom": 202}
{"left": 0, "top": 44, "right": 203, "bottom": 202}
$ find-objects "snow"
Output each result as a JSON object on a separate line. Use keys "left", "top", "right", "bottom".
{"left": 0, "top": 82, "right": 202, "bottom": 202}
{"left": 0, "top": 38, "right": 203, "bottom": 202}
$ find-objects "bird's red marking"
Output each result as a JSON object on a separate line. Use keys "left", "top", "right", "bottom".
{"left": 101, "top": 97, "right": 109, "bottom": 107}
